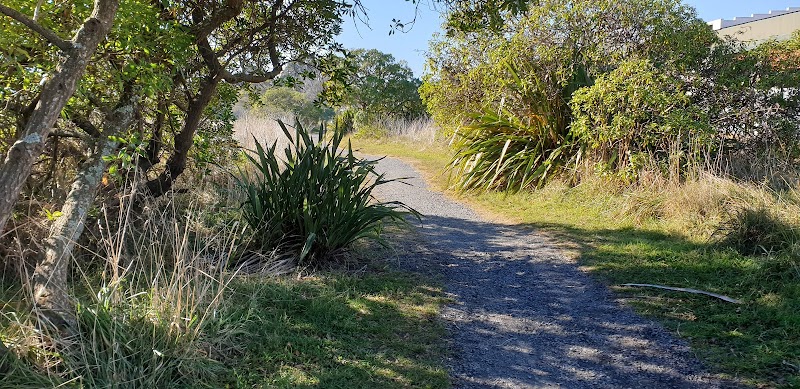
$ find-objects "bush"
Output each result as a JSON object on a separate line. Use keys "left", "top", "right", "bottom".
{"left": 236, "top": 120, "right": 415, "bottom": 264}
{"left": 447, "top": 62, "right": 576, "bottom": 192}
{"left": 570, "top": 59, "right": 712, "bottom": 181}
{"left": 449, "top": 109, "right": 569, "bottom": 192}
{"left": 333, "top": 109, "right": 355, "bottom": 134}
{"left": 716, "top": 206, "right": 799, "bottom": 256}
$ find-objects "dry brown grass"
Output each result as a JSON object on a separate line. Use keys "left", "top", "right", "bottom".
{"left": 233, "top": 111, "right": 293, "bottom": 153}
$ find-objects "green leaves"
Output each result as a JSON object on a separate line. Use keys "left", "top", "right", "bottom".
{"left": 449, "top": 108, "right": 569, "bottom": 192}
{"left": 235, "top": 120, "right": 416, "bottom": 264}
{"left": 569, "top": 58, "right": 712, "bottom": 180}
{"left": 343, "top": 49, "right": 426, "bottom": 120}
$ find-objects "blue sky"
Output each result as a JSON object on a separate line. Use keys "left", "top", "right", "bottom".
{"left": 335, "top": 1, "right": 799, "bottom": 77}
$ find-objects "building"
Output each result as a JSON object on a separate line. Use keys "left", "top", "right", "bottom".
{"left": 708, "top": 6, "right": 800, "bottom": 43}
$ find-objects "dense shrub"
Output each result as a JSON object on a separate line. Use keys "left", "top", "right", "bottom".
{"left": 236, "top": 121, "right": 414, "bottom": 264}
{"left": 570, "top": 59, "right": 712, "bottom": 180}
{"left": 449, "top": 109, "right": 568, "bottom": 192}
{"left": 333, "top": 110, "right": 355, "bottom": 134}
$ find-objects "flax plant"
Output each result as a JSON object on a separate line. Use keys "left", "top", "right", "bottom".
{"left": 236, "top": 121, "right": 416, "bottom": 264}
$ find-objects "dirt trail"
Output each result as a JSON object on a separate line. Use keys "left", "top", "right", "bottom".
{"left": 372, "top": 156, "right": 737, "bottom": 389}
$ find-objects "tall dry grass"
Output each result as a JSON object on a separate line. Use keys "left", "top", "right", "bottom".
{"left": 233, "top": 110, "right": 294, "bottom": 153}
{"left": 0, "top": 185, "right": 265, "bottom": 387}
{"left": 355, "top": 116, "right": 440, "bottom": 145}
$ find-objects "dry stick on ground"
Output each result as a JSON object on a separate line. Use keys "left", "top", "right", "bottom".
{"left": 621, "top": 283, "right": 743, "bottom": 304}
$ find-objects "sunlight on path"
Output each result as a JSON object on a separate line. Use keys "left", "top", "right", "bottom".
{"left": 372, "top": 156, "right": 738, "bottom": 389}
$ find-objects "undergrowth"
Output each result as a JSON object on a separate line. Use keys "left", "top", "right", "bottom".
{"left": 0, "top": 163, "right": 447, "bottom": 388}
{"left": 235, "top": 121, "right": 415, "bottom": 264}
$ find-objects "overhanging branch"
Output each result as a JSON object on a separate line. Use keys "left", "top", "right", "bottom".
{"left": 0, "top": 4, "right": 73, "bottom": 52}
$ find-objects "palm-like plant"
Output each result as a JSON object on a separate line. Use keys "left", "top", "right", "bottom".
{"left": 235, "top": 121, "right": 415, "bottom": 264}
{"left": 449, "top": 62, "right": 582, "bottom": 192}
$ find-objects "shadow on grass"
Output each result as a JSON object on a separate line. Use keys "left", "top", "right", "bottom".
{"left": 219, "top": 273, "right": 449, "bottom": 388}
{"left": 525, "top": 221, "right": 800, "bottom": 387}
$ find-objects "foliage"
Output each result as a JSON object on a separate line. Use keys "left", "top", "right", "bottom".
{"left": 259, "top": 86, "right": 333, "bottom": 125}
{"left": 445, "top": 0, "right": 530, "bottom": 32}
{"left": 570, "top": 59, "right": 712, "bottom": 180}
{"left": 446, "top": 54, "right": 584, "bottom": 192}
{"left": 420, "top": 29, "right": 504, "bottom": 134}
{"left": 334, "top": 110, "right": 356, "bottom": 134}
{"left": 344, "top": 49, "right": 426, "bottom": 120}
{"left": 688, "top": 34, "right": 800, "bottom": 181}
{"left": 236, "top": 121, "right": 415, "bottom": 264}
{"left": 449, "top": 107, "right": 568, "bottom": 192}
{"left": 424, "top": 0, "right": 800, "bottom": 189}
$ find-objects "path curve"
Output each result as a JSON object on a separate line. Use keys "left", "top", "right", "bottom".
{"left": 371, "top": 156, "right": 736, "bottom": 389}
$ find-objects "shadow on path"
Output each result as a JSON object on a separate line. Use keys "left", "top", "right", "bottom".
{"left": 373, "top": 156, "right": 739, "bottom": 389}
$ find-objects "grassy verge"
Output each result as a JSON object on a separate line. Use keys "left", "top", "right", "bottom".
{"left": 0, "top": 268, "right": 449, "bottom": 388}
{"left": 353, "top": 138, "right": 800, "bottom": 388}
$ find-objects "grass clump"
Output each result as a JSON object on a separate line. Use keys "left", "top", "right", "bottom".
{"left": 1, "top": 193, "right": 448, "bottom": 388}
{"left": 236, "top": 120, "right": 415, "bottom": 264}
{"left": 715, "top": 206, "right": 800, "bottom": 256}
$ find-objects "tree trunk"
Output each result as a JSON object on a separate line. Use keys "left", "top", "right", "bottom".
{"left": 0, "top": 0, "right": 119, "bottom": 234}
{"left": 32, "top": 101, "right": 134, "bottom": 329}
{"left": 145, "top": 75, "right": 221, "bottom": 197}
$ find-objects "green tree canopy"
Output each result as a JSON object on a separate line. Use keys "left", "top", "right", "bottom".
{"left": 345, "top": 48, "right": 426, "bottom": 119}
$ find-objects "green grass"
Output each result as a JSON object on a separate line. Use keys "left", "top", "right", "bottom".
{"left": 354, "top": 138, "right": 800, "bottom": 388}
{"left": 0, "top": 267, "right": 449, "bottom": 388}
{"left": 220, "top": 270, "right": 449, "bottom": 388}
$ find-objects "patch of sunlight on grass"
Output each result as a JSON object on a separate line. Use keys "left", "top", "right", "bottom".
{"left": 224, "top": 271, "right": 450, "bottom": 388}
{"left": 274, "top": 365, "right": 320, "bottom": 386}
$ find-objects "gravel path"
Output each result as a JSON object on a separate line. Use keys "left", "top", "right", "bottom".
{"left": 371, "top": 156, "right": 737, "bottom": 389}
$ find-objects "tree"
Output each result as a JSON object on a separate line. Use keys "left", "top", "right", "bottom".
{"left": 142, "top": 0, "right": 350, "bottom": 198}
{"left": 423, "top": 0, "right": 719, "bottom": 189}
{"left": 0, "top": 0, "right": 351, "bottom": 332}
{"left": 0, "top": 0, "right": 120, "bottom": 236}
{"left": 344, "top": 48, "right": 425, "bottom": 120}
{"left": 570, "top": 59, "right": 712, "bottom": 180}
{"left": 0, "top": 0, "right": 526, "bottom": 325}
{"left": 259, "top": 86, "right": 333, "bottom": 125}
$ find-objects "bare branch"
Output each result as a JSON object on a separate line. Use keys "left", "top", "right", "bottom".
{"left": 0, "top": 4, "right": 72, "bottom": 52}
{"left": 33, "top": 0, "right": 45, "bottom": 21}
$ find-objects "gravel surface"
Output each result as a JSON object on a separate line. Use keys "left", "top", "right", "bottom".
{"left": 370, "top": 156, "right": 739, "bottom": 389}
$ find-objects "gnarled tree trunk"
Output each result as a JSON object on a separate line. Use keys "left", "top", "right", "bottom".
{"left": 145, "top": 75, "right": 221, "bottom": 197}
{"left": 0, "top": 0, "right": 119, "bottom": 234}
{"left": 33, "top": 100, "right": 135, "bottom": 329}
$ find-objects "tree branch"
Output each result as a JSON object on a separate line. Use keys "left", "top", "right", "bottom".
{"left": 69, "top": 116, "right": 101, "bottom": 138}
{"left": 190, "top": 0, "right": 244, "bottom": 41}
{"left": 221, "top": 68, "right": 283, "bottom": 84}
{"left": 0, "top": 4, "right": 73, "bottom": 52}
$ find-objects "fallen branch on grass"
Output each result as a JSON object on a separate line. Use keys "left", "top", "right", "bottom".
{"left": 621, "top": 283, "right": 743, "bottom": 304}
